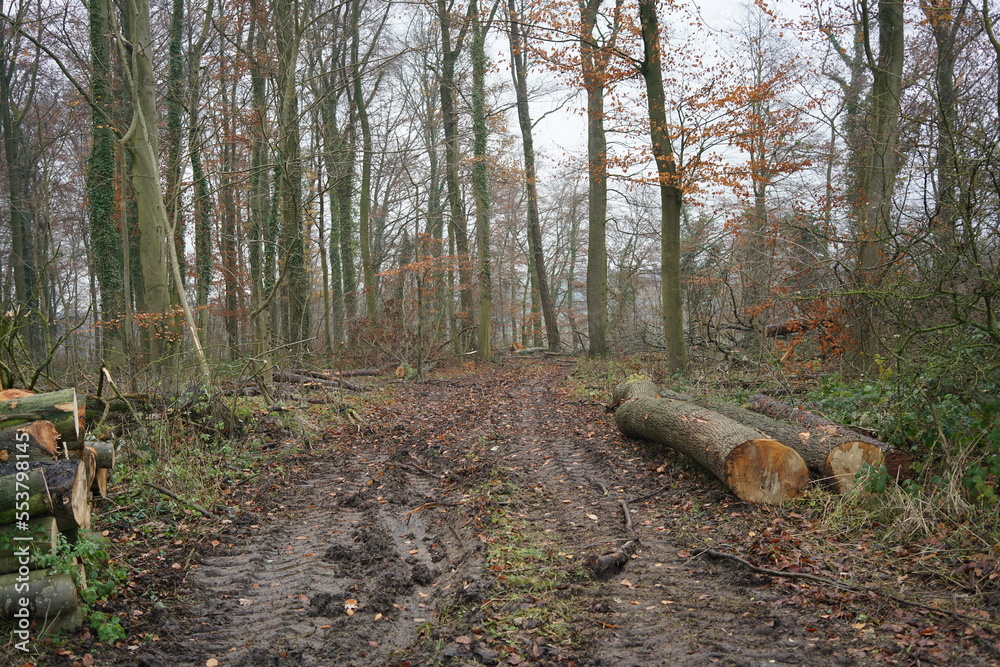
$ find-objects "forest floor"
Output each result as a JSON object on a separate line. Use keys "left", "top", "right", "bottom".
{"left": 15, "top": 357, "right": 1000, "bottom": 666}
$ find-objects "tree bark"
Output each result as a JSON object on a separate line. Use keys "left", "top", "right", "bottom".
{"left": 0, "top": 569, "right": 80, "bottom": 622}
{"left": 747, "top": 393, "right": 909, "bottom": 482}
{"left": 0, "top": 421, "right": 59, "bottom": 461}
{"left": 508, "top": 0, "right": 560, "bottom": 353}
{"left": 613, "top": 382, "right": 809, "bottom": 504}
{"left": 0, "top": 460, "right": 92, "bottom": 530}
{"left": 0, "top": 389, "right": 82, "bottom": 442}
{"left": 580, "top": 0, "right": 612, "bottom": 357}
{"left": 638, "top": 0, "right": 686, "bottom": 372}
{"left": 648, "top": 387, "right": 885, "bottom": 493}
{"left": 0, "top": 516, "right": 58, "bottom": 575}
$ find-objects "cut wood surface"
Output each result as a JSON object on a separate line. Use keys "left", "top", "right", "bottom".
{"left": 67, "top": 440, "right": 115, "bottom": 469}
{"left": 656, "top": 388, "right": 882, "bottom": 493}
{"left": 0, "top": 516, "right": 59, "bottom": 574}
{"left": 0, "top": 421, "right": 60, "bottom": 461}
{"left": 0, "top": 460, "right": 92, "bottom": 530}
{"left": 612, "top": 381, "right": 809, "bottom": 504}
{"left": 91, "top": 468, "right": 108, "bottom": 497}
{"left": 747, "top": 394, "right": 910, "bottom": 483}
{"left": 0, "top": 568, "right": 80, "bottom": 621}
{"left": 0, "top": 389, "right": 83, "bottom": 442}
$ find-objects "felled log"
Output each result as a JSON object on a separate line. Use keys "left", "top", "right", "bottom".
{"left": 655, "top": 389, "right": 879, "bottom": 493}
{"left": 0, "top": 568, "right": 80, "bottom": 622}
{"left": 273, "top": 370, "right": 369, "bottom": 392}
{"left": 91, "top": 468, "right": 108, "bottom": 497}
{"left": 0, "top": 421, "right": 59, "bottom": 462}
{"left": 0, "top": 467, "right": 51, "bottom": 525}
{"left": 291, "top": 368, "right": 382, "bottom": 379}
{"left": 0, "top": 516, "right": 59, "bottom": 575}
{"left": 747, "top": 394, "right": 910, "bottom": 483}
{"left": 0, "top": 460, "right": 92, "bottom": 530}
{"left": 612, "top": 382, "right": 809, "bottom": 504}
{"left": 0, "top": 389, "right": 83, "bottom": 443}
{"left": 66, "top": 440, "right": 115, "bottom": 469}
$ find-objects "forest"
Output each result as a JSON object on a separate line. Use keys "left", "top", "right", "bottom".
{"left": 0, "top": 0, "right": 995, "bottom": 386}
{"left": 1, "top": 0, "right": 999, "bottom": 661}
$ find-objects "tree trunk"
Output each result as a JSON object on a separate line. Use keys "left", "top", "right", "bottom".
{"left": 0, "top": 421, "right": 59, "bottom": 461}
{"left": 123, "top": 0, "right": 170, "bottom": 364}
{"left": 473, "top": 0, "right": 494, "bottom": 361}
{"left": 0, "top": 389, "right": 82, "bottom": 442}
{"left": 275, "top": 0, "right": 309, "bottom": 349}
{"left": 0, "top": 569, "right": 80, "bottom": 622}
{"left": 580, "top": 0, "right": 611, "bottom": 357}
{"left": 0, "top": 516, "right": 58, "bottom": 575}
{"left": 747, "top": 393, "right": 909, "bottom": 483}
{"left": 846, "top": 0, "right": 905, "bottom": 375}
{"left": 613, "top": 382, "right": 809, "bottom": 504}
{"left": 646, "top": 387, "right": 884, "bottom": 492}
{"left": 353, "top": 0, "right": 379, "bottom": 319}
{"left": 0, "top": 460, "right": 92, "bottom": 530}
{"left": 87, "top": 0, "right": 126, "bottom": 363}
{"left": 638, "top": 0, "right": 686, "bottom": 372}
{"left": 438, "top": 0, "right": 474, "bottom": 350}
{"left": 508, "top": 0, "right": 560, "bottom": 353}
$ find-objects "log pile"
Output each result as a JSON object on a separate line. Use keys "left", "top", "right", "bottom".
{"left": 0, "top": 388, "right": 116, "bottom": 633}
{"left": 613, "top": 381, "right": 810, "bottom": 504}
{"left": 611, "top": 381, "right": 908, "bottom": 500}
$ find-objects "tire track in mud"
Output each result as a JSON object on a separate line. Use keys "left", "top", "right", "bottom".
{"left": 473, "top": 362, "right": 861, "bottom": 666}
{"left": 151, "top": 359, "right": 865, "bottom": 667}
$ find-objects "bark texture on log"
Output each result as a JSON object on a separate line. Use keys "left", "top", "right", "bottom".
{"left": 747, "top": 394, "right": 909, "bottom": 484}
{"left": 0, "top": 516, "right": 59, "bottom": 574}
{"left": 0, "top": 568, "right": 80, "bottom": 621}
{"left": 273, "top": 370, "right": 369, "bottom": 392}
{"left": 0, "top": 460, "right": 92, "bottom": 530}
{"left": 0, "top": 389, "right": 83, "bottom": 442}
{"left": 613, "top": 382, "right": 809, "bottom": 504}
{"left": 657, "top": 389, "right": 882, "bottom": 493}
{"left": 0, "top": 421, "right": 60, "bottom": 461}
{"left": 0, "top": 467, "right": 51, "bottom": 524}
{"left": 65, "top": 440, "right": 115, "bottom": 467}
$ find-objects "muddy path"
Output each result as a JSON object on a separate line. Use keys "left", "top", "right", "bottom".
{"left": 130, "top": 359, "right": 995, "bottom": 666}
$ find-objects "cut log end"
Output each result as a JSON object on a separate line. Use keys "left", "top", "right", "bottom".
{"left": 826, "top": 441, "right": 885, "bottom": 493}
{"left": 724, "top": 438, "right": 810, "bottom": 504}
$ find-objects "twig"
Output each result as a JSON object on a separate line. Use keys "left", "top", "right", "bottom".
{"left": 693, "top": 548, "right": 998, "bottom": 627}
{"left": 626, "top": 482, "right": 672, "bottom": 504}
{"left": 394, "top": 461, "right": 443, "bottom": 480}
{"left": 619, "top": 500, "right": 633, "bottom": 534}
{"left": 144, "top": 482, "right": 219, "bottom": 520}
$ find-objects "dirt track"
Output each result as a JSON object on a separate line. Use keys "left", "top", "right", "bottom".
{"left": 129, "top": 359, "right": 994, "bottom": 666}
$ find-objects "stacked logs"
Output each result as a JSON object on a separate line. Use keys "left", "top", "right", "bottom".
{"left": 612, "top": 381, "right": 908, "bottom": 503}
{"left": 0, "top": 388, "right": 115, "bottom": 632}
